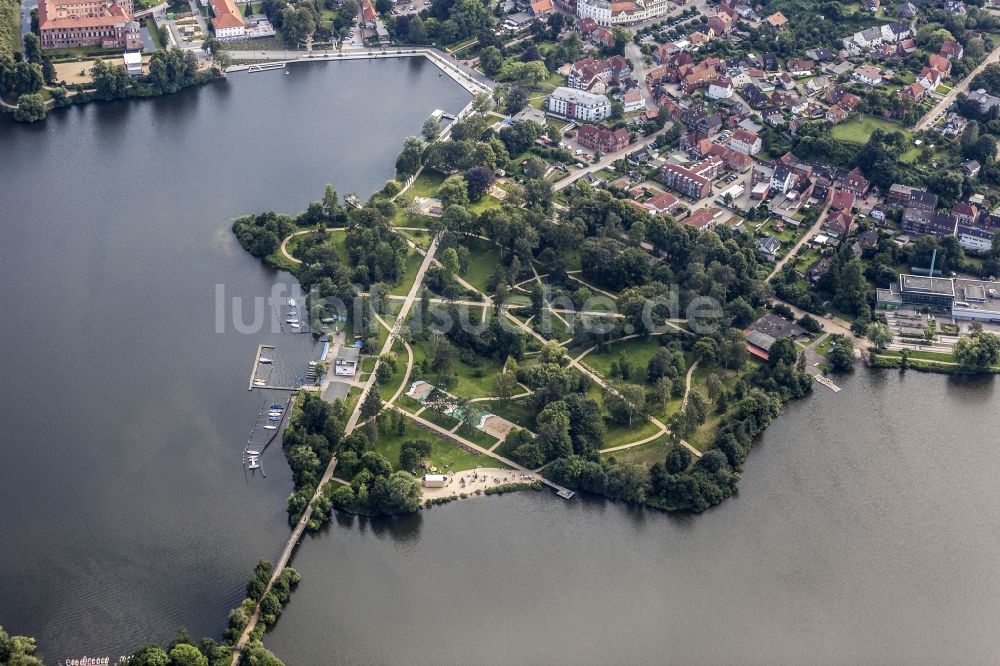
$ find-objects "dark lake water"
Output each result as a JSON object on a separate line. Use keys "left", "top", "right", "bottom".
{"left": 0, "top": 57, "right": 470, "bottom": 662}
{"left": 265, "top": 370, "right": 1000, "bottom": 665}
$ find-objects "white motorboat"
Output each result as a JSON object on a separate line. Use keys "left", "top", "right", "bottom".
{"left": 289, "top": 323, "right": 301, "bottom": 329}
{"left": 286, "top": 319, "right": 299, "bottom": 324}
{"left": 253, "top": 380, "right": 267, "bottom": 386}
{"left": 259, "top": 358, "right": 273, "bottom": 364}
{"left": 287, "top": 298, "right": 296, "bottom": 306}
{"left": 262, "top": 425, "right": 278, "bottom": 430}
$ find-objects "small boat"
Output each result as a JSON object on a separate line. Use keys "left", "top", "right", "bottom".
{"left": 288, "top": 310, "right": 298, "bottom": 316}
{"left": 268, "top": 410, "right": 283, "bottom": 417}
{"left": 287, "top": 298, "right": 296, "bottom": 306}
{"left": 247, "top": 455, "right": 261, "bottom": 469}
{"left": 246, "top": 449, "right": 260, "bottom": 456}
{"left": 321, "top": 317, "right": 335, "bottom": 324}
{"left": 268, "top": 415, "right": 281, "bottom": 421}
{"left": 262, "top": 425, "right": 278, "bottom": 430}
{"left": 253, "top": 380, "right": 267, "bottom": 386}
{"left": 290, "top": 323, "right": 301, "bottom": 329}
{"left": 287, "top": 318, "right": 299, "bottom": 324}
{"left": 271, "top": 404, "right": 284, "bottom": 410}
{"left": 308, "top": 361, "right": 317, "bottom": 367}
{"left": 259, "top": 357, "right": 273, "bottom": 364}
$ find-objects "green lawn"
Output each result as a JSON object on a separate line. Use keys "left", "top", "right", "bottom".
{"left": 603, "top": 418, "right": 661, "bottom": 448}
{"left": 460, "top": 236, "right": 503, "bottom": 294}
{"left": 481, "top": 397, "right": 536, "bottom": 431}
{"left": 582, "top": 337, "right": 666, "bottom": 381}
{"left": 409, "top": 331, "right": 505, "bottom": 399}
{"left": 467, "top": 194, "right": 503, "bottom": 215}
{"left": 373, "top": 417, "right": 499, "bottom": 473}
{"left": 389, "top": 250, "right": 423, "bottom": 297}
{"left": 831, "top": 116, "right": 912, "bottom": 144}
{"left": 422, "top": 408, "right": 461, "bottom": 430}
{"left": 378, "top": 342, "right": 409, "bottom": 402}
{"left": 456, "top": 422, "right": 499, "bottom": 448}
{"left": 601, "top": 435, "right": 671, "bottom": 466}
{"left": 405, "top": 170, "right": 446, "bottom": 201}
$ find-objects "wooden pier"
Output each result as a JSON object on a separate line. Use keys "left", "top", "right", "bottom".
{"left": 247, "top": 345, "right": 275, "bottom": 391}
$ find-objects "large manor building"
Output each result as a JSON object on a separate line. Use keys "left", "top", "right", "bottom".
{"left": 38, "top": 0, "right": 142, "bottom": 50}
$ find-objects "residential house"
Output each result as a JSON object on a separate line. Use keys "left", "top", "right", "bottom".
{"left": 967, "top": 88, "right": 1000, "bottom": 114}
{"left": 880, "top": 22, "right": 911, "bottom": 43}
{"left": 778, "top": 72, "right": 796, "bottom": 90}
{"left": 918, "top": 66, "right": 943, "bottom": 89}
{"left": 807, "top": 256, "right": 833, "bottom": 283}
{"left": 770, "top": 164, "right": 795, "bottom": 194}
{"left": 756, "top": 236, "right": 782, "bottom": 261}
{"left": 826, "top": 105, "right": 849, "bottom": 124}
{"left": 940, "top": 40, "right": 964, "bottom": 59}
{"left": 909, "top": 189, "right": 938, "bottom": 211}
{"left": 622, "top": 89, "right": 644, "bottom": 112}
{"left": 729, "top": 128, "right": 761, "bottom": 155}
{"left": 853, "top": 65, "right": 884, "bottom": 86}
{"left": 787, "top": 58, "right": 814, "bottom": 77}
{"left": 897, "top": 1, "right": 917, "bottom": 18}
{"left": 855, "top": 229, "right": 880, "bottom": 254}
{"left": 806, "top": 48, "right": 837, "bottom": 61}
{"left": 642, "top": 191, "right": 680, "bottom": 214}
{"left": 576, "top": 16, "right": 598, "bottom": 36}
{"left": 607, "top": 55, "right": 631, "bottom": 82}
{"left": 928, "top": 53, "right": 952, "bottom": 76}
{"left": 830, "top": 189, "right": 855, "bottom": 212}
{"left": 591, "top": 26, "right": 615, "bottom": 48}
{"left": 823, "top": 210, "right": 853, "bottom": 237}
{"left": 708, "top": 12, "right": 733, "bottom": 35}
{"left": 762, "top": 51, "right": 779, "bottom": 70}
{"left": 952, "top": 202, "right": 979, "bottom": 226}
{"left": 842, "top": 167, "right": 870, "bottom": 197}
{"left": 899, "top": 81, "right": 926, "bottom": 101}
{"left": 960, "top": 159, "right": 982, "bottom": 178}
{"left": 684, "top": 207, "right": 726, "bottom": 230}
{"left": 764, "top": 11, "right": 787, "bottom": 28}
{"left": 707, "top": 76, "right": 734, "bottom": 99}
{"left": 902, "top": 208, "right": 956, "bottom": 236}
{"left": 529, "top": 0, "right": 553, "bottom": 16}
{"left": 577, "top": 124, "right": 630, "bottom": 152}
{"left": 743, "top": 83, "right": 769, "bottom": 108}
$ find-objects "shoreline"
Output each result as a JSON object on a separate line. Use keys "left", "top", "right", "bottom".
{"left": 2, "top": 45, "right": 487, "bottom": 123}
{"left": 225, "top": 48, "right": 491, "bottom": 97}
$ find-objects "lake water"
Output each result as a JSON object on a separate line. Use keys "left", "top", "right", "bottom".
{"left": 0, "top": 57, "right": 470, "bottom": 662}
{"left": 264, "top": 370, "right": 1000, "bottom": 665}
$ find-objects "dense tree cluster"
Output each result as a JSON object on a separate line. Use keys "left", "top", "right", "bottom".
{"left": 0, "top": 625, "right": 43, "bottom": 666}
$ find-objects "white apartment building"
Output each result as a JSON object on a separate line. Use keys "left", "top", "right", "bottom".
{"left": 548, "top": 86, "right": 612, "bottom": 121}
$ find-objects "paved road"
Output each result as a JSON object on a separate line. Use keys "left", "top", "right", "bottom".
{"left": 914, "top": 42, "right": 1000, "bottom": 131}
{"left": 553, "top": 127, "right": 667, "bottom": 191}
{"left": 766, "top": 201, "right": 832, "bottom": 281}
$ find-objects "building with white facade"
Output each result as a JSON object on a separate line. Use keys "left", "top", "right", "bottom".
{"left": 577, "top": 0, "right": 671, "bottom": 26}
{"left": 577, "top": 0, "right": 611, "bottom": 26}
{"left": 547, "top": 86, "right": 612, "bottom": 121}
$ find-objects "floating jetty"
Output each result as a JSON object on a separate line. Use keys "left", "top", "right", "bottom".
{"left": 247, "top": 62, "right": 286, "bottom": 72}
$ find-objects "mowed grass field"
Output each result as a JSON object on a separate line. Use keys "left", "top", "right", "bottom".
{"left": 831, "top": 116, "right": 912, "bottom": 144}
